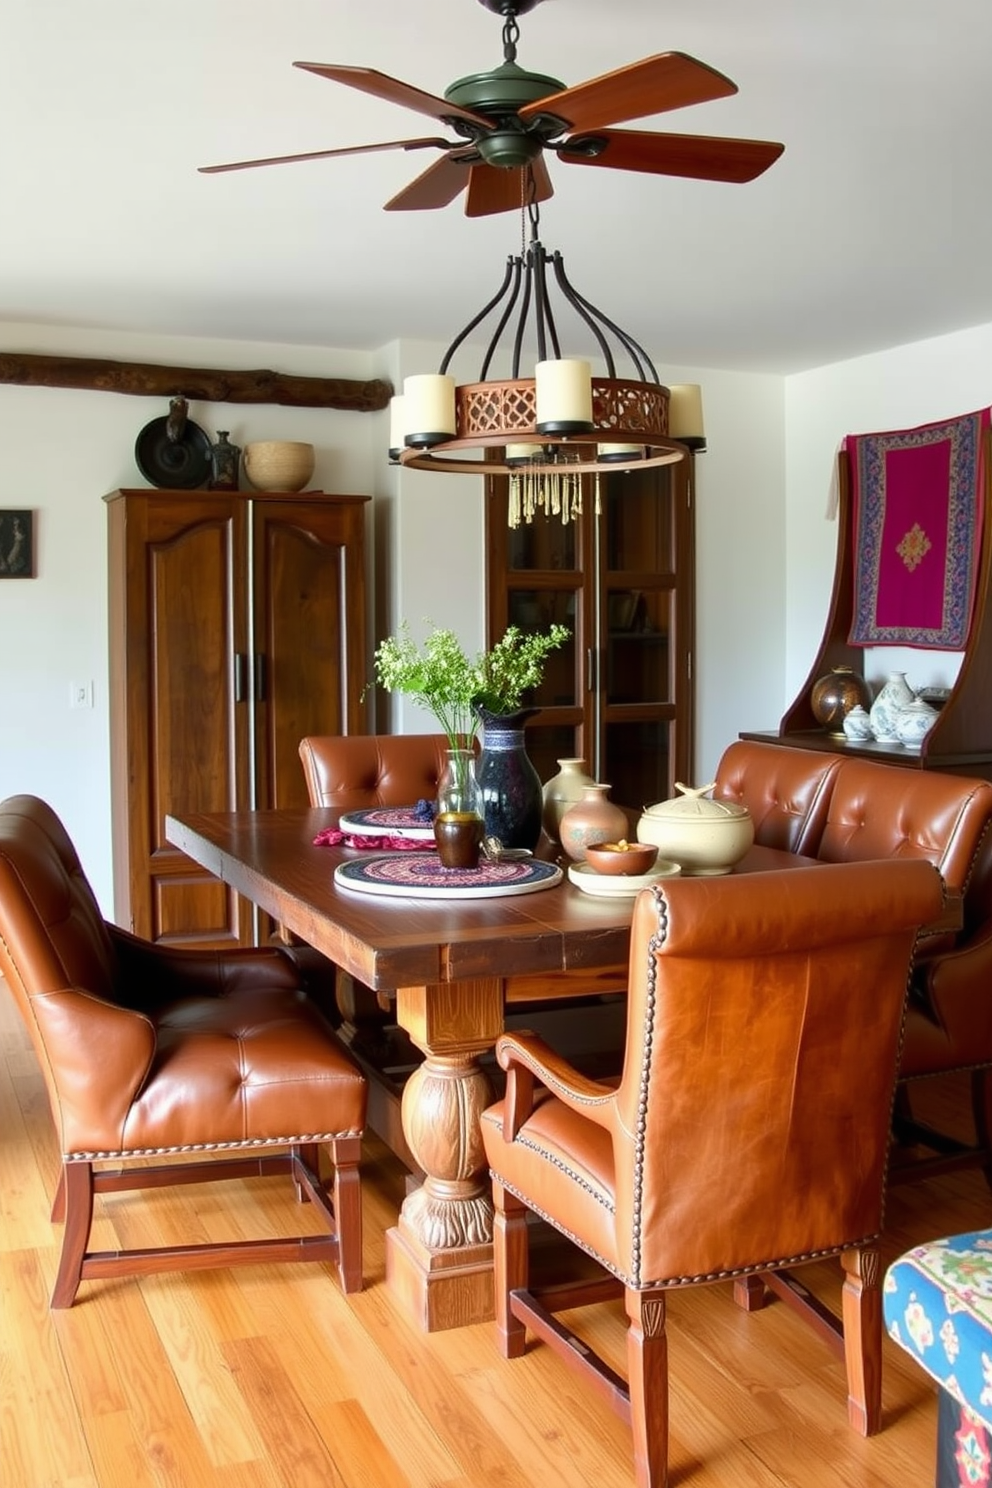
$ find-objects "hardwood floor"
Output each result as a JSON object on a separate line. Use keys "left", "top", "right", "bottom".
{"left": 2, "top": 973, "right": 989, "bottom": 1488}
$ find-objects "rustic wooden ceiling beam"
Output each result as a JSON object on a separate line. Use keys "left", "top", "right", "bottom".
{"left": 0, "top": 351, "right": 392, "bottom": 412}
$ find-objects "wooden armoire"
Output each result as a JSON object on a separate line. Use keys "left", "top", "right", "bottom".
{"left": 106, "top": 488, "right": 369, "bottom": 948}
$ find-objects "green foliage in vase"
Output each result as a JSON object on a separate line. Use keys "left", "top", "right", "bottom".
{"left": 372, "top": 621, "right": 569, "bottom": 750}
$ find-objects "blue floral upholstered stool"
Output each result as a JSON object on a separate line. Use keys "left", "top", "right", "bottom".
{"left": 884, "top": 1231, "right": 992, "bottom": 1486}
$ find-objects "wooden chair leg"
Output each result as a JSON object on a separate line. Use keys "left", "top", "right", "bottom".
{"left": 329, "top": 1136, "right": 363, "bottom": 1294}
{"left": 841, "top": 1246, "right": 882, "bottom": 1435}
{"left": 293, "top": 1142, "right": 322, "bottom": 1201}
{"left": 626, "top": 1287, "right": 670, "bottom": 1488}
{"left": 493, "top": 1181, "right": 528, "bottom": 1359}
{"left": 50, "top": 1166, "right": 66, "bottom": 1223}
{"left": 733, "top": 1273, "right": 767, "bottom": 1311}
{"left": 972, "top": 1069, "right": 992, "bottom": 1193}
{"left": 51, "top": 1161, "right": 93, "bottom": 1309}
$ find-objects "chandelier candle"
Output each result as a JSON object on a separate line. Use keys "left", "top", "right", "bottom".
{"left": 535, "top": 358, "right": 593, "bottom": 434}
{"left": 388, "top": 394, "right": 408, "bottom": 461}
{"left": 403, "top": 373, "right": 456, "bottom": 448}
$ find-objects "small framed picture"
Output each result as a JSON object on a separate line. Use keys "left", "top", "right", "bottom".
{"left": 0, "top": 510, "right": 34, "bottom": 579}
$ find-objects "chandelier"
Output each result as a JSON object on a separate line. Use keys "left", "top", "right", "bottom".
{"left": 389, "top": 190, "right": 704, "bottom": 525}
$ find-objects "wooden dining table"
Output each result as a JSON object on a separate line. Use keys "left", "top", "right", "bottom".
{"left": 165, "top": 807, "right": 948, "bottom": 1333}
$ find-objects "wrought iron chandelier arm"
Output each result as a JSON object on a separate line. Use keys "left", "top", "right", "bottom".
{"left": 552, "top": 255, "right": 659, "bottom": 383}
{"left": 439, "top": 256, "right": 517, "bottom": 375}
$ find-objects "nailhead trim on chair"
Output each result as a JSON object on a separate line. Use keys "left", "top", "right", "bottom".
{"left": 510, "top": 1133, "right": 616, "bottom": 1214}
{"left": 65, "top": 1129, "right": 363, "bottom": 1160}
{"left": 492, "top": 1171, "right": 877, "bottom": 1291}
{"left": 629, "top": 888, "right": 669, "bottom": 1286}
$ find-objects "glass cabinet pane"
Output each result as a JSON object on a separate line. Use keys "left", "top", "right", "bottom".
{"left": 525, "top": 724, "right": 586, "bottom": 788}
{"left": 602, "top": 721, "right": 672, "bottom": 812}
{"left": 605, "top": 597, "right": 672, "bottom": 705}
{"left": 508, "top": 516, "right": 577, "bottom": 573}
{"left": 603, "top": 471, "right": 673, "bottom": 574}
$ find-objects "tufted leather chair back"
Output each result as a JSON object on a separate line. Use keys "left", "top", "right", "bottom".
{"left": 713, "top": 740, "right": 842, "bottom": 854}
{"left": 817, "top": 757, "right": 992, "bottom": 894}
{"left": 0, "top": 793, "right": 119, "bottom": 1011}
{"left": 299, "top": 733, "right": 452, "bottom": 811}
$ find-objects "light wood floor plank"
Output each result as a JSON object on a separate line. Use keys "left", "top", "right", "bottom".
{"left": 5, "top": 975, "right": 990, "bottom": 1487}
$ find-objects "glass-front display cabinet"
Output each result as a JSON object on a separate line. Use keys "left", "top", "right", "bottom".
{"left": 485, "top": 457, "right": 696, "bottom": 812}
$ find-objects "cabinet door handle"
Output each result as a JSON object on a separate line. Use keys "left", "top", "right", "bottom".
{"left": 586, "top": 648, "right": 597, "bottom": 693}
{"left": 234, "top": 653, "right": 248, "bottom": 703}
{"left": 254, "top": 653, "right": 267, "bottom": 702}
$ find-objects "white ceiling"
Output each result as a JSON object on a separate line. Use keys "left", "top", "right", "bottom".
{"left": 4, "top": 0, "right": 992, "bottom": 376}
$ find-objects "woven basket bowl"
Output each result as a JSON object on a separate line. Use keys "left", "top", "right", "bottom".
{"left": 242, "top": 441, "right": 315, "bottom": 492}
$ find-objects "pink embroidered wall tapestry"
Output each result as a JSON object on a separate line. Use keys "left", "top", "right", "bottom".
{"left": 847, "top": 408, "right": 989, "bottom": 649}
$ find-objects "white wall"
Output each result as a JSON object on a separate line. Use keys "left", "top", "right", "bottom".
{"left": 0, "top": 318, "right": 785, "bottom": 918}
{"left": 0, "top": 321, "right": 380, "bottom": 912}
{"left": 783, "top": 322, "right": 992, "bottom": 704}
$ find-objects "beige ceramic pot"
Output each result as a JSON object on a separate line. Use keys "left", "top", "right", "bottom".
{"left": 242, "top": 441, "right": 316, "bottom": 492}
{"left": 636, "top": 782, "right": 754, "bottom": 875}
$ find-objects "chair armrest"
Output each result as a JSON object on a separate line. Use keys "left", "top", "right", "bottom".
{"left": 495, "top": 1030, "right": 617, "bottom": 1138}
{"left": 107, "top": 924, "right": 305, "bottom": 1004}
{"left": 34, "top": 987, "right": 158, "bottom": 1149}
{"left": 914, "top": 923, "right": 992, "bottom": 1053}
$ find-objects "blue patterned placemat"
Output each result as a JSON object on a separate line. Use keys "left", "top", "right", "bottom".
{"left": 334, "top": 853, "right": 562, "bottom": 899}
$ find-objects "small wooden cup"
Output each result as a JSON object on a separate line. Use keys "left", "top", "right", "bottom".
{"left": 433, "top": 812, "right": 484, "bottom": 869}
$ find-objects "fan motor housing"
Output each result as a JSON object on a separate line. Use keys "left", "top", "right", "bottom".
{"left": 445, "top": 62, "right": 565, "bottom": 117}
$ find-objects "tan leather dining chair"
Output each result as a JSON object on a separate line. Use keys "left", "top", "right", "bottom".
{"left": 712, "top": 739, "right": 842, "bottom": 854}
{"left": 0, "top": 794, "right": 368, "bottom": 1306}
{"left": 481, "top": 858, "right": 945, "bottom": 1487}
{"left": 299, "top": 732, "right": 451, "bottom": 812}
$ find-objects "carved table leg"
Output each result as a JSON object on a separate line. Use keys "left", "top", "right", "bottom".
{"left": 385, "top": 977, "right": 503, "bottom": 1332}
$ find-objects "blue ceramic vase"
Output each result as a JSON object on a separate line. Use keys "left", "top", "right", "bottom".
{"left": 474, "top": 705, "right": 543, "bottom": 851}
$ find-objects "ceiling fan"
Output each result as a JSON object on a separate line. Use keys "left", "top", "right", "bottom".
{"left": 200, "top": 0, "right": 784, "bottom": 217}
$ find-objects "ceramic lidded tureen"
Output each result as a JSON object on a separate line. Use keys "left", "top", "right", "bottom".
{"left": 636, "top": 782, "right": 754, "bottom": 875}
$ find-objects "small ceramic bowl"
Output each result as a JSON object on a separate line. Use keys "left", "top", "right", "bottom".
{"left": 584, "top": 840, "right": 659, "bottom": 876}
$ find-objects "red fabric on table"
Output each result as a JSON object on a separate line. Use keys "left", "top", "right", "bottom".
{"left": 313, "top": 827, "right": 433, "bottom": 851}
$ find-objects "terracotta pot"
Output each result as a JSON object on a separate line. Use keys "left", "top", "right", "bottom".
{"left": 559, "top": 784, "right": 628, "bottom": 862}
{"left": 541, "top": 758, "right": 596, "bottom": 847}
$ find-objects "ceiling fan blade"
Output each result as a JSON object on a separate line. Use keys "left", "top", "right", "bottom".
{"left": 559, "top": 128, "right": 784, "bottom": 184}
{"left": 519, "top": 52, "right": 737, "bottom": 133}
{"left": 199, "top": 137, "right": 451, "bottom": 175}
{"left": 294, "top": 62, "right": 492, "bottom": 128}
{"left": 384, "top": 153, "right": 474, "bottom": 211}
{"left": 464, "top": 158, "right": 554, "bottom": 218}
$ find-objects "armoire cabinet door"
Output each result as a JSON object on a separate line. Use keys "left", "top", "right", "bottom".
{"left": 107, "top": 488, "right": 369, "bottom": 950}
{"left": 252, "top": 496, "right": 368, "bottom": 811}
{"left": 107, "top": 491, "right": 252, "bottom": 947}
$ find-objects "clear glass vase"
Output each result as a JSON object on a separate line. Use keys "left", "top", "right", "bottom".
{"left": 435, "top": 748, "right": 484, "bottom": 869}
{"left": 436, "top": 748, "right": 484, "bottom": 820}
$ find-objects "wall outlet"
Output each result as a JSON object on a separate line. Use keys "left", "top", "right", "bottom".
{"left": 70, "top": 680, "right": 94, "bottom": 710}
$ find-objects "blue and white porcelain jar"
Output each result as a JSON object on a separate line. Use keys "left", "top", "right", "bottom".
{"left": 895, "top": 696, "right": 940, "bottom": 751}
{"left": 842, "top": 704, "right": 873, "bottom": 742}
{"left": 869, "top": 672, "right": 915, "bottom": 742}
